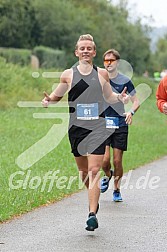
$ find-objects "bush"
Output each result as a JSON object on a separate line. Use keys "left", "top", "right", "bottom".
{"left": 33, "top": 46, "right": 66, "bottom": 69}
{"left": 0, "top": 47, "right": 31, "bottom": 66}
{"left": 0, "top": 57, "right": 58, "bottom": 109}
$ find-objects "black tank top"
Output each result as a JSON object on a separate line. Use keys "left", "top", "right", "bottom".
{"left": 68, "top": 65, "right": 105, "bottom": 137}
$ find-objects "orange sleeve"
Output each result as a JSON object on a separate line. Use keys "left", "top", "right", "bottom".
{"left": 156, "top": 76, "right": 167, "bottom": 113}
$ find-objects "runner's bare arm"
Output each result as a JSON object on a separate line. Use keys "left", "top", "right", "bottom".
{"left": 130, "top": 94, "right": 140, "bottom": 113}
{"left": 42, "top": 69, "right": 72, "bottom": 107}
{"left": 123, "top": 94, "right": 140, "bottom": 125}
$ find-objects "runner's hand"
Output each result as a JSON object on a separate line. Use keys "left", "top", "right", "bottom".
{"left": 118, "top": 87, "right": 129, "bottom": 104}
{"left": 42, "top": 91, "right": 51, "bottom": 108}
{"left": 162, "top": 102, "right": 167, "bottom": 115}
{"left": 123, "top": 111, "right": 133, "bottom": 125}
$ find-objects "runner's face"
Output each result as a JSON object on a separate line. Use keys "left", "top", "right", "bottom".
{"left": 104, "top": 53, "right": 118, "bottom": 73}
{"left": 75, "top": 40, "right": 96, "bottom": 64}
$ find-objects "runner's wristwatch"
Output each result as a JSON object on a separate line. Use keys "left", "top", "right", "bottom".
{"left": 130, "top": 109, "right": 135, "bottom": 116}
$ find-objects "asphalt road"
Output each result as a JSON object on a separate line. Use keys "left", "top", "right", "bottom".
{"left": 0, "top": 156, "right": 167, "bottom": 252}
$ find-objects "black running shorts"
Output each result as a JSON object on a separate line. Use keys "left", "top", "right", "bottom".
{"left": 106, "top": 126, "right": 128, "bottom": 151}
{"left": 68, "top": 126, "right": 106, "bottom": 157}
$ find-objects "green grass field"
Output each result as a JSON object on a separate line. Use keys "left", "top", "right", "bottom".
{"left": 0, "top": 107, "right": 80, "bottom": 221}
{"left": 0, "top": 60, "right": 167, "bottom": 222}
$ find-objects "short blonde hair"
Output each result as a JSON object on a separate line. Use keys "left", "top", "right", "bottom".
{"left": 75, "top": 34, "right": 96, "bottom": 50}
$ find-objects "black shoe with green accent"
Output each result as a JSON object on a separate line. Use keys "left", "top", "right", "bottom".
{"left": 85, "top": 212, "right": 98, "bottom": 231}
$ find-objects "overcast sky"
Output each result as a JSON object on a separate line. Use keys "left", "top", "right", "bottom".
{"left": 112, "top": 0, "right": 167, "bottom": 27}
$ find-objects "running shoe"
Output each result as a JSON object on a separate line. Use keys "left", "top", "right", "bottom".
{"left": 85, "top": 212, "right": 98, "bottom": 231}
{"left": 113, "top": 189, "right": 123, "bottom": 202}
{"left": 100, "top": 169, "right": 113, "bottom": 193}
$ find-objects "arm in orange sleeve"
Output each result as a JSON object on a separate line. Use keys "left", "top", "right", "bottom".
{"left": 156, "top": 77, "right": 167, "bottom": 113}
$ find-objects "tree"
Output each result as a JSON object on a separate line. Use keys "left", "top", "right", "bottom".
{"left": 0, "top": 0, "right": 39, "bottom": 48}
{"left": 0, "top": 0, "right": 153, "bottom": 71}
{"left": 153, "top": 34, "right": 167, "bottom": 71}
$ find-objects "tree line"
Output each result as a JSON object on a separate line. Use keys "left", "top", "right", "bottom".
{"left": 0, "top": 0, "right": 167, "bottom": 74}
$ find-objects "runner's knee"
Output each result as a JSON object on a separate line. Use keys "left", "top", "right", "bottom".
{"left": 88, "top": 165, "right": 100, "bottom": 177}
{"left": 113, "top": 158, "right": 122, "bottom": 169}
{"left": 102, "top": 159, "right": 110, "bottom": 170}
